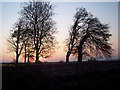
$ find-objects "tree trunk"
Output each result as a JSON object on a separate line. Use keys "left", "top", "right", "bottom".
{"left": 66, "top": 52, "right": 70, "bottom": 63}
{"left": 35, "top": 49, "right": 39, "bottom": 63}
{"left": 16, "top": 41, "right": 19, "bottom": 64}
{"left": 16, "top": 52, "right": 18, "bottom": 64}
{"left": 35, "top": 32, "right": 39, "bottom": 63}
{"left": 28, "top": 53, "right": 29, "bottom": 64}
{"left": 78, "top": 45, "right": 82, "bottom": 62}
{"left": 78, "top": 33, "right": 89, "bottom": 62}
{"left": 16, "top": 26, "right": 20, "bottom": 64}
{"left": 24, "top": 43, "right": 26, "bottom": 64}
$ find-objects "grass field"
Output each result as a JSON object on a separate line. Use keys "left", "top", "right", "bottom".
{"left": 2, "top": 60, "right": 120, "bottom": 89}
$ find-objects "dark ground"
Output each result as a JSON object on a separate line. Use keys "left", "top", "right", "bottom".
{"left": 2, "top": 61, "right": 120, "bottom": 89}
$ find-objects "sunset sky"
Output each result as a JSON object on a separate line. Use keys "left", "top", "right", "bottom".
{"left": 1, "top": 0, "right": 119, "bottom": 62}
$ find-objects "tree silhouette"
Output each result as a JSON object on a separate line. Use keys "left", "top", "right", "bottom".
{"left": 20, "top": 1, "right": 56, "bottom": 63}
{"left": 65, "top": 18, "right": 80, "bottom": 63}
{"left": 21, "top": 21, "right": 34, "bottom": 64}
{"left": 65, "top": 7, "right": 113, "bottom": 62}
{"left": 7, "top": 19, "right": 24, "bottom": 64}
{"left": 65, "top": 8, "right": 88, "bottom": 62}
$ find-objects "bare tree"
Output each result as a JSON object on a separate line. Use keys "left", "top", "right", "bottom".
{"left": 22, "top": 28, "right": 34, "bottom": 63}
{"left": 22, "top": 37, "right": 34, "bottom": 64}
{"left": 20, "top": 1, "right": 56, "bottom": 63}
{"left": 19, "top": 20, "right": 34, "bottom": 64}
{"left": 65, "top": 7, "right": 113, "bottom": 62}
{"left": 7, "top": 19, "right": 24, "bottom": 64}
{"left": 65, "top": 8, "right": 88, "bottom": 63}
{"left": 26, "top": 41, "right": 34, "bottom": 63}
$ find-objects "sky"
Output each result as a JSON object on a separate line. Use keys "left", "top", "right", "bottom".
{"left": 1, "top": 1, "right": 119, "bottom": 62}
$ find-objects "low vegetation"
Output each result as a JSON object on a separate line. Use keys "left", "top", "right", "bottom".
{"left": 2, "top": 60, "right": 120, "bottom": 89}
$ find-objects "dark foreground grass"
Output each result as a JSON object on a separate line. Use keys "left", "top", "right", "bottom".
{"left": 2, "top": 62, "right": 120, "bottom": 89}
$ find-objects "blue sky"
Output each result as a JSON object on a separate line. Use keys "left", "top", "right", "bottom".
{"left": 1, "top": 1, "right": 118, "bottom": 62}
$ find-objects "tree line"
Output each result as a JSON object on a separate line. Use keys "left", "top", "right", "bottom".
{"left": 7, "top": 1, "right": 113, "bottom": 64}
